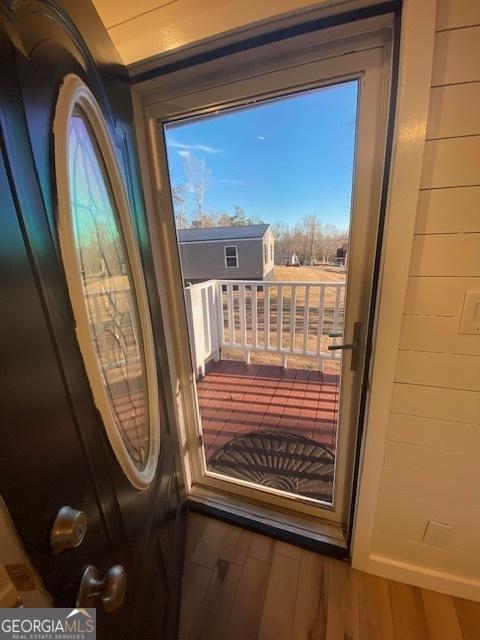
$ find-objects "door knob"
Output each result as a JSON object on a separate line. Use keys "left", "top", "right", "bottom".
{"left": 76, "top": 565, "right": 126, "bottom": 613}
{"left": 50, "top": 507, "right": 87, "bottom": 556}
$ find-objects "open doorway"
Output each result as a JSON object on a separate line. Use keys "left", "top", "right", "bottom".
{"left": 164, "top": 81, "right": 356, "bottom": 506}
{"left": 142, "top": 26, "right": 392, "bottom": 535}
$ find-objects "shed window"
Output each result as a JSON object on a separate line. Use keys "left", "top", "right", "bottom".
{"left": 225, "top": 245, "right": 238, "bottom": 268}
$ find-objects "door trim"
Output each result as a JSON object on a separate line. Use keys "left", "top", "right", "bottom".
{"left": 351, "top": 0, "right": 441, "bottom": 585}
{"left": 133, "top": 10, "right": 398, "bottom": 548}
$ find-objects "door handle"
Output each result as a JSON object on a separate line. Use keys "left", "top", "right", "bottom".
{"left": 327, "top": 342, "right": 353, "bottom": 350}
{"left": 76, "top": 565, "right": 126, "bottom": 613}
{"left": 328, "top": 322, "right": 361, "bottom": 371}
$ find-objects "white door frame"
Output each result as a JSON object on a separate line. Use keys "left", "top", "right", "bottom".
{"left": 352, "top": 0, "right": 438, "bottom": 582}
{"left": 132, "top": 16, "right": 392, "bottom": 541}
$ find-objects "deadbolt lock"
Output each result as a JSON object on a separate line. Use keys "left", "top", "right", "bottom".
{"left": 50, "top": 506, "right": 87, "bottom": 556}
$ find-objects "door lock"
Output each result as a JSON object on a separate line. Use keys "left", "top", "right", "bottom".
{"left": 50, "top": 506, "right": 87, "bottom": 556}
{"left": 328, "top": 321, "right": 361, "bottom": 371}
{"left": 76, "top": 565, "right": 127, "bottom": 613}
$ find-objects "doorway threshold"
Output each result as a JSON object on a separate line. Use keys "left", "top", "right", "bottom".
{"left": 187, "top": 485, "right": 349, "bottom": 560}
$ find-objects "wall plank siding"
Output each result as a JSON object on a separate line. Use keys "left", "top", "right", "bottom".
{"left": 421, "top": 137, "right": 480, "bottom": 189}
{"left": 415, "top": 186, "right": 480, "bottom": 234}
{"left": 371, "top": 1, "right": 480, "bottom": 597}
{"left": 431, "top": 26, "right": 480, "bottom": 86}
{"left": 400, "top": 315, "right": 480, "bottom": 355}
{"left": 409, "top": 234, "right": 480, "bottom": 277}
{"left": 435, "top": 0, "right": 480, "bottom": 31}
{"left": 391, "top": 383, "right": 480, "bottom": 425}
{"left": 380, "top": 466, "right": 480, "bottom": 511}
{"left": 92, "top": 0, "right": 333, "bottom": 65}
{"left": 388, "top": 414, "right": 480, "bottom": 453}
{"left": 383, "top": 440, "right": 480, "bottom": 483}
{"left": 395, "top": 351, "right": 480, "bottom": 392}
{"left": 426, "top": 85, "right": 480, "bottom": 140}
{"left": 404, "top": 276, "right": 480, "bottom": 316}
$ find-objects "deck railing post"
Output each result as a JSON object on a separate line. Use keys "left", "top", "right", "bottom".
{"left": 239, "top": 284, "right": 247, "bottom": 355}
{"left": 289, "top": 284, "right": 296, "bottom": 355}
{"left": 265, "top": 284, "right": 270, "bottom": 349}
{"left": 252, "top": 284, "right": 258, "bottom": 349}
{"left": 183, "top": 285, "right": 200, "bottom": 377}
{"left": 214, "top": 281, "right": 223, "bottom": 360}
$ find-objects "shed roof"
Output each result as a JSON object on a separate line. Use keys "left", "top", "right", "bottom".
{"left": 178, "top": 224, "right": 270, "bottom": 243}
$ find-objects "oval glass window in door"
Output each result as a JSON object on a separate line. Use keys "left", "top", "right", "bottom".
{"left": 55, "top": 77, "right": 159, "bottom": 489}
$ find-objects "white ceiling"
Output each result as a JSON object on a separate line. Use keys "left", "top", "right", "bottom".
{"left": 92, "top": 0, "right": 344, "bottom": 66}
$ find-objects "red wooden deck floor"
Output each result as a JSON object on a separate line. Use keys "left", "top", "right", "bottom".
{"left": 196, "top": 359, "right": 340, "bottom": 466}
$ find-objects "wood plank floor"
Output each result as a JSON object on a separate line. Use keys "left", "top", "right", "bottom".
{"left": 179, "top": 512, "right": 480, "bottom": 640}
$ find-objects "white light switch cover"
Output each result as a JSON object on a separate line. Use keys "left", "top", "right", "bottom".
{"left": 459, "top": 291, "right": 480, "bottom": 335}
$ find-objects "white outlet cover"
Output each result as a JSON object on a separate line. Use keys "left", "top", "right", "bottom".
{"left": 423, "top": 520, "right": 452, "bottom": 548}
{"left": 459, "top": 291, "right": 480, "bottom": 335}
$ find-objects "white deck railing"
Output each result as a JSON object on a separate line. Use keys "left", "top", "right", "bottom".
{"left": 184, "top": 279, "right": 346, "bottom": 377}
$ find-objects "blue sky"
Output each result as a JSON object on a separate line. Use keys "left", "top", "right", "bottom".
{"left": 164, "top": 80, "right": 358, "bottom": 231}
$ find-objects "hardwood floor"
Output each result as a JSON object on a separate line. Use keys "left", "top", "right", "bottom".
{"left": 179, "top": 512, "right": 480, "bottom": 640}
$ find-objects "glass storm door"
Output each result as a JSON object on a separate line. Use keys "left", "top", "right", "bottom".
{"left": 145, "top": 25, "right": 392, "bottom": 537}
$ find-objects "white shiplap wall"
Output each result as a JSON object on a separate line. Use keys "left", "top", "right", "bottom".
{"left": 371, "top": 0, "right": 480, "bottom": 586}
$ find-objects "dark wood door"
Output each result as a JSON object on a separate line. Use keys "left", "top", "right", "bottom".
{"left": 0, "top": 1, "right": 185, "bottom": 637}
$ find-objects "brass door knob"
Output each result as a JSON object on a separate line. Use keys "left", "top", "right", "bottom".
{"left": 76, "top": 565, "right": 127, "bottom": 613}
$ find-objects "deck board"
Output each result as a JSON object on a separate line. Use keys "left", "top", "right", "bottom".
{"left": 197, "top": 360, "right": 340, "bottom": 462}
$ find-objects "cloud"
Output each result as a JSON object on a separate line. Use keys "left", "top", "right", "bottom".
{"left": 257, "top": 136, "right": 266, "bottom": 141}
{"left": 214, "top": 178, "right": 247, "bottom": 186}
{"left": 168, "top": 140, "right": 223, "bottom": 154}
{"left": 177, "top": 150, "right": 191, "bottom": 158}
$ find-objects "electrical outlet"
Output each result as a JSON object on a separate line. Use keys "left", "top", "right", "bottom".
{"left": 423, "top": 521, "right": 452, "bottom": 548}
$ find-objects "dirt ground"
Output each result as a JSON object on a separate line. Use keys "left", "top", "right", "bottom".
{"left": 273, "top": 265, "right": 346, "bottom": 284}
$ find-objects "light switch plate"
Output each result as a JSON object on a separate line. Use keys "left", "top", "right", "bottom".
{"left": 423, "top": 521, "right": 452, "bottom": 548}
{"left": 459, "top": 291, "right": 480, "bottom": 335}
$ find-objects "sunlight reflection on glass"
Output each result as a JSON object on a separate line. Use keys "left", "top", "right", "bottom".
{"left": 68, "top": 107, "right": 149, "bottom": 470}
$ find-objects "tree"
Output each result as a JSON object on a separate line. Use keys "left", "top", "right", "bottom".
{"left": 191, "top": 213, "right": 217, "bottom": 228}
{"left": 302, "top": 214, "right": 320, "bottom": 263}
{"left": 230, "top": 205, "right": 248, "bottom": 226}
{"left": 271, "top": 216, "right": 347, "bottom": 264}
{"left": 172, "top": 184, "right": 188, "bottom": 229}
{"left": 183, "top": 153, "right": 210, "bottom": 227}
{"left": 216, "top": 212, "right": 234, "bottom": 227}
